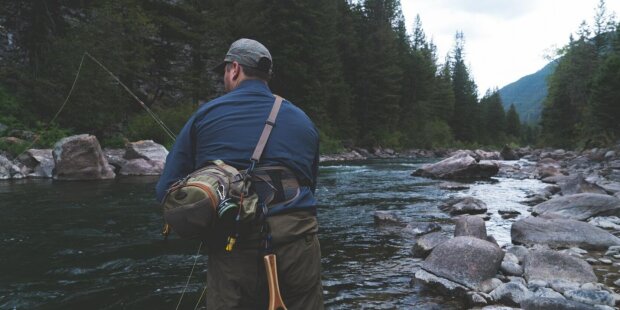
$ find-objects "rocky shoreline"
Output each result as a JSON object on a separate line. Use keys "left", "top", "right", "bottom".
{"left": 373, "top": 145, "right": 620, "bottom": 309}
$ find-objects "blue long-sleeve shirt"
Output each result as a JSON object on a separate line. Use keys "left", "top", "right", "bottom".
{"left": 156, "top": 80, "right": 319, "bottom": 214}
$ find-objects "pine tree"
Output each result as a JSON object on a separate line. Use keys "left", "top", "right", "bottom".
{"left": 505, "top": 104, "right": 521, "bottom": 139}
{"left": 449, "top": 31, "right": 479, "bottom": 143}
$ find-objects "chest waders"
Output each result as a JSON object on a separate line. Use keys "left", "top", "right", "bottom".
{"left": 226, "top": 95, "right": 288, "bottom": 310}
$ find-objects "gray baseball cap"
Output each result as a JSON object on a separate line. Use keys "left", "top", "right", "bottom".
{"left": 212, "top": 38, "right": 272, "bottom": 75}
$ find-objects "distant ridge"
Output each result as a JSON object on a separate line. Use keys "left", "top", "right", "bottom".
{"left": 498, "top": 61, "right": 558, "bottom": 124}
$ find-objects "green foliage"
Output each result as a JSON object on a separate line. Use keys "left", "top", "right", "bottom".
{"left": 34, "top": 122, "right": 72, "bottom": 148}
{"left": 0, "top": 86, "right": 25, "bottom": 129}
{"left": 127, "top": 103, "right": 197, "bottom": 148}
{"left": 319, "top": 131, "right": 345, "bottom": 154}
{"left": 0, "top": 139, "right": 29, "bottom": 157}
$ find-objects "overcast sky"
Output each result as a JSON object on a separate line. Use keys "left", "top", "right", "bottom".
{"left": 400, "top": 0, "right": 620, "bottom": 95}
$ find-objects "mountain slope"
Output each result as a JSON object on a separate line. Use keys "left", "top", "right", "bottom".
{"left": 499, "top": 61, "right": 557, "bottom": 124}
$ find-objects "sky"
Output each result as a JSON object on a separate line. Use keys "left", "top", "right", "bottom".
{"left": 400, "top": 0, "right": 620, "bottom": 95}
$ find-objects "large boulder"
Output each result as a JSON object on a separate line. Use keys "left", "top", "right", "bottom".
{"left": 511, "top": 216, "right": 620, "bottom": 250}
{"left": 439, "top": 197, "right": 488, "bottom": 216}
{"left": 412, "top": 153, "right": 499, "bottom": 180}
{"left": 52, "top": 134, "right": 115, "bottom": 180}
{"left": 17, "top": 149, "right": 54, "bottom": 178}
{"left": 119, "top": 140, "right": 168, "bottom": 176}
{"left": 413, "top": 268, "right": 469, "bottom": 296}
{"left": 532, "top": 193, "right": 620, "bottom": 221}
{"left": 558, "top": 174, "right": 607, "bottom": 196}
{"left": 536, "top": 158, "right": 563, "bottom": 179}
{"left": 421, "top": 236, "right": 504, "bottom": 289}
{"left": 523, "top": 249, "right": 597, "bottom": 284}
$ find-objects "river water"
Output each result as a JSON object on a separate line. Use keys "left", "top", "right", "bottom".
{"left": 0, "top": 158, "right": 547, "bottom": 309}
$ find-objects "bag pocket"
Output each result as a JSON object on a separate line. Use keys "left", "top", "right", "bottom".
{"left": 163, "top": 198, "right": 216, "bottom": 240}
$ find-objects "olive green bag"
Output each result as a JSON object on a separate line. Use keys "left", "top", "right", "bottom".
{"left": 161, "top": 95, "right": 283, "bottom": 240}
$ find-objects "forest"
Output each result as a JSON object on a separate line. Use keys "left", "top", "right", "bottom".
{"left": 0, "top": 0, "right": 618, "bottom": 154}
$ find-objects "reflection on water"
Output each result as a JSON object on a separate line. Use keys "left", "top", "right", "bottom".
{"left": 0, "top": 159, "right": 544, "bottom": 309}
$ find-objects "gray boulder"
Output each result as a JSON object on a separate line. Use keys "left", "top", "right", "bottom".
{"left": 559, "top": 174, "right": 607, "bottom": 196}
{"left": 411, "top": 232, "right": 449, "bottom": 258}
{"left": 439, "top": 196, "right": 488, "bottom": 215}
{"left": 521, "top": 297, "right": 599, "bottom": 310}
{"left": 489, "top": 282, "right": 533, "bottom": 307}
{"left": 523, "top": 249, "right": 597, "bottom": 284}
{"left": 17, "top": 149, "right": 54, "bottom": 178}
{"left": 454, "top": 215, "right": 488, "bottom": 240}
{"left": 412, "top": 153, "right": 499, "bottom": 180}
{"left": 120, "top": 140, "right": 167, "bottom": 176}
{"left": 511, "top": 216, "right": 620, "bottom": 250}
{"left": 52, "top": 134, "right": 115, "bottom": 180}
{"left": 530, "top": 287, "right": 565, "bottom": 299}
{"left": 564, "top": 289, "right": 615, "bottom": 307}
{"left": 422, "top": 236, "right": 504, "bottom": 289}
{"left": 124, "top": 140, "right": 168, "bottom": 162}
{"left": 479, "top": 278, "right": 503, "bottom": 293}
{"left": 532, "top": 193, "right": 620, "bottom": 221}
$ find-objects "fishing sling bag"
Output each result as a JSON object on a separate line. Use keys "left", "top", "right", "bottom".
{"left": 161, "top": 95, "right": 283, "bottom": 241}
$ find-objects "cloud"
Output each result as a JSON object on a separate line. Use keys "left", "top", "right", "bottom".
{"left": 424, "top": 0, "right": 538, "bottom": 20}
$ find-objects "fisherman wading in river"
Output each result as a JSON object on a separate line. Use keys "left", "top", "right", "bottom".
{"left": 156, "top": 38, "right": 324, "bottom": 309}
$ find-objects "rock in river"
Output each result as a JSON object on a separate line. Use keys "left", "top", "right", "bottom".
{"left": 532, "top": 193, "right": 620, "bottom": 221}
{"left": 17, "top": 149, "right": 54, "bottom": 178}
{"left": 511, "top": 216, "right": 620, "bottom": 250}
{"left": 421, "top": 236, "right": 504, "bottom": 289}
{"left": 53, "top": 134, "right": 115, "bottom": 180}
{"left": 439, "top": 196, "right": 488, "bottom": 216}
{"left": 521, "top": 297, "right": 599, "bottom": 310}
{"left": 523, "top": 249, "right": 597, "bottom": 284}
{"left": 454, "top": 215, "right": 488, "bottom": 240}
{"left": 412, "top": 153, "right": 499, "bottom": 180}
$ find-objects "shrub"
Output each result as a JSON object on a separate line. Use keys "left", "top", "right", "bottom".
{"left": 126, "top": 103, "right": 197, "bottom": 148}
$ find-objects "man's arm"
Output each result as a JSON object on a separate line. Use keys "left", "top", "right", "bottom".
{"left": 155, "top": 115, "right": 197, "bottom": 202}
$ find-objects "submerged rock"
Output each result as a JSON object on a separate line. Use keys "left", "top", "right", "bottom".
{"left": 511, "top": 216, "right": 620, "bottom": 250}
{"left": 53, "top": 134, "right": 115, "bottom": 180}
{"left": 404, "top": 221, "right": 441, "bottom": 236}
{"left": 373, "top": 211, "right": 406, "bottom": 226}
{"left": 532, "top": 193, "right": 620, "bottom": 221}
{"left": 421, "top": 236, "right": 504, "bottom": 289}
{"left": 523, "top": 249, "right": 597, "bottom": 284}
{"left": 412, "top": 153, "right": 499, "bottom": 180}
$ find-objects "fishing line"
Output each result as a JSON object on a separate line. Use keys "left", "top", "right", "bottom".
{"left": 15, "top": 51, "right": 176, "bottom": 161}
{"left": 83, "top": 52, "right": 177, "bottom": 141}
{"left": 175, "top": 241, "right": 203, "bottom": 310}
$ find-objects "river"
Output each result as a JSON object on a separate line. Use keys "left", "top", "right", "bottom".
{"left": 0, "top": 158, "right": 547, "bottom": 309}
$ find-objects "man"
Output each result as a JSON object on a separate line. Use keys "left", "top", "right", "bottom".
{"left": 156, "top": 38, "right": 323, "bottom": 309}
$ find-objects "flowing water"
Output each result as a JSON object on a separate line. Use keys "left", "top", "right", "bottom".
{"left": 0, "top": 158, "right": 547, "bottom": 309}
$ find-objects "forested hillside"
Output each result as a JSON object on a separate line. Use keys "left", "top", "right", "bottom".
{"left": 0, "top": 0, "right": 611, "bottom": 154}
{"left": 540, "top": 1, "right": 620, "bottom": 149}
{"left": 498, "top": 61, "right": 557, "bottom": 124}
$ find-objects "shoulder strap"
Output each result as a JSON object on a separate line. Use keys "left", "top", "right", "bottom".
{"left": 251, "top": 95, "right": 283, "bottom": 163}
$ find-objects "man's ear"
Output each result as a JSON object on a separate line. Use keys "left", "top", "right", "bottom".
{"left": 231, "top": 61, "right": 241, "bottom": 80}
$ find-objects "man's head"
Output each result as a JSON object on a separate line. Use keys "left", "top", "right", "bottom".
{"left": 213, "top": 38, "right": 272, "bottom": 92}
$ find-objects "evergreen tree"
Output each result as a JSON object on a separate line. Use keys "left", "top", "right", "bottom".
{"left": 505, "top": 104, "right": 521, "bottom": 139}
{"left": 449, "top": 31, "right": 479, "bottom": 143}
